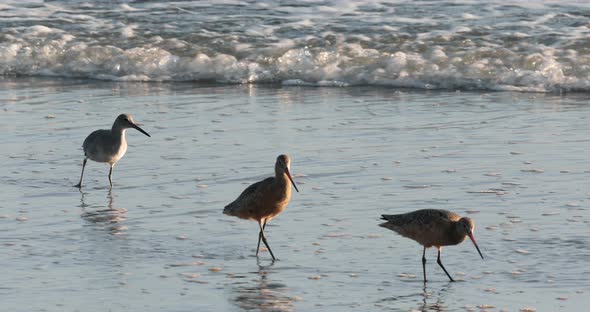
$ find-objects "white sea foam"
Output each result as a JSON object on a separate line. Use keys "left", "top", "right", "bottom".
{"left": 461, "top": 13, "right": 480, "bottom": 20}
{"left": 119, "top": 4, "right": 139, "bottom": 12}
{"left": 1, "top": 0, "right": 589, "bottom": 92}
{"left": 0, "top": 37, "right": 585, "bottom": 92}
{"left": 120, "top": 25, "right": 137, "bottom": 38}
{"left": 25, "top": 25, "right": 61, "bottom": 35}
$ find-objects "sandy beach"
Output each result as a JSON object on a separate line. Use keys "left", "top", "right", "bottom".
{"left": 1, "top": 77, "right": 588, "bottom": 311}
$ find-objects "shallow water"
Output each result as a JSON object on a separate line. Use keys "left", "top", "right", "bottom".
{"left": 0, "top": 77, "right": 589, "bottom": 311}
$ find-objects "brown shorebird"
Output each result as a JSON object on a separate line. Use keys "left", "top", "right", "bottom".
{"left": 379, "top": 209, "right": 484, "bottom": 282}
{"left": 74, "top": 114, "right": 150, "bottom": 188}
{"left": 223, "top": 154, "right": 299, "bottom": 260}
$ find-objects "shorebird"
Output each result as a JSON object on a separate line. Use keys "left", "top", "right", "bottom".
{"left": 379, "top": 209, "right": 484, "bottom": 282}
{"left": 74, "top": 114, "right": 150, "bottom": 188}
{"left": 223, "top": 154, "right": 299, "bottom": 260}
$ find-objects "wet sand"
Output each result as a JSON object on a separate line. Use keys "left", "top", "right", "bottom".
{"left": 1, "top": 77, "right": 589, "bottom": 311}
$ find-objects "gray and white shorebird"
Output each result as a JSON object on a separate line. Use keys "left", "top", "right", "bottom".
{"left": 74, "top": 114, "right": 150, "bottom": 188}
{"left": 223, "top": 154, "right": 299, "bottom": 260}
{"left": 379, "top": 209, "right": 484, "bottom": 282}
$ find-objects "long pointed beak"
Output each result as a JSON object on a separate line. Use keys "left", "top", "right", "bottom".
{"left": 132, "top": 124, "right": 151, "bottom": 137}
{"left": 467, "top": 232, "right": 484, "bottom": 259}
{"left": 285, "top": 168, "right": 299, "bottom": 193}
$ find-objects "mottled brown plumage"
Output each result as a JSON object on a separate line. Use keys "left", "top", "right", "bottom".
{"left": 224, "top": 154, "right": 299, "bottom": 260}
{"left": 380, "top": 209, "right": 484, "bottom": 282}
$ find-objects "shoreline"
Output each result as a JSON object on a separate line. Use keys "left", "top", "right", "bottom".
{"left": 0, "top": 76, "right": 584, "bottom": 95}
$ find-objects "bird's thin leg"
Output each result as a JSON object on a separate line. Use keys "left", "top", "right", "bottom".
{"left": 436, "top": 247, "right": 455, "bottom": 282}
{"left": 256, "top": 220, "right": 264, "bottom": 256}
{"left": 259, "top": 221, "right": 276, "bottom": 260}
{"left": 256, "top": 219, "right": 269, "bottom": 256}
{"left": 74, "top": 158, "right": 87, "bottom": 188}
{"left": 108, "top": 164, "right": 114, "bottom": 187}
{"left": 422, "top": 246, "right": 427, "bottom": 282}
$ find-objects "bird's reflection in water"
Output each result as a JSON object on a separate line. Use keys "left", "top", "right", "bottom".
{"left": 230, "top": 260, "right": 296, "bottom": 312}
{"left": 416, "top": 282, "right": 451, "bottom": 312}
{"left": 80, "top": 189, "right": 128, "bottom": 235}
{"left": 378, "top": 282, "right": 451, "bottom": 312}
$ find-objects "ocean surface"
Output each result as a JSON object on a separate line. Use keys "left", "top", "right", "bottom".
{"left": 1, "top": 1, "right": 590, "bottom": 312}
{"left": 2, "top": 78, "right": 589, "bottom": 311}
{"left": 2, "top": 0, "right": 590, "bottom": 92}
